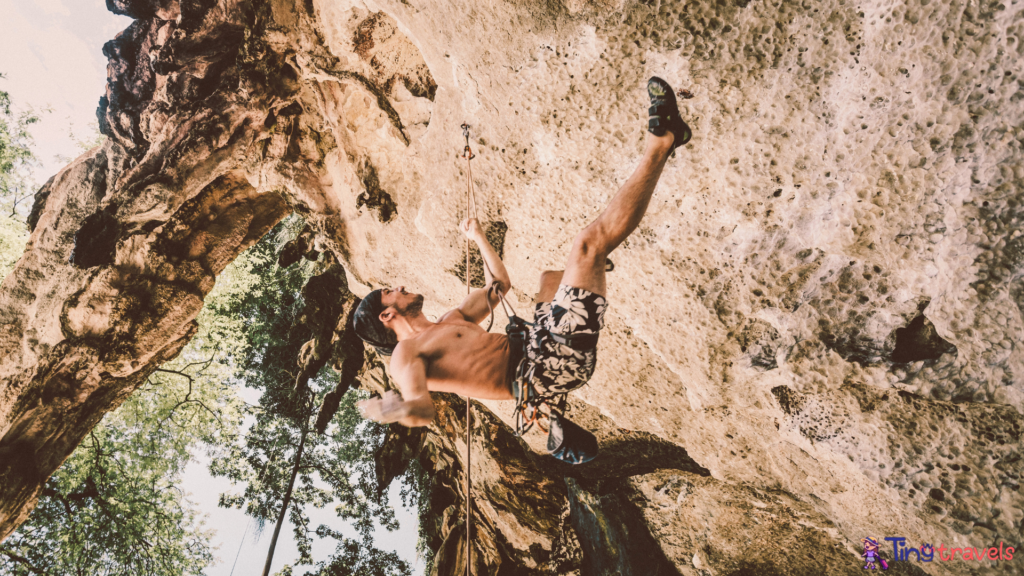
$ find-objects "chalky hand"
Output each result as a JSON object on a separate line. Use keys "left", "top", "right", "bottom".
{"left": 357, "top": 390, "right": 406, "bottom": 423}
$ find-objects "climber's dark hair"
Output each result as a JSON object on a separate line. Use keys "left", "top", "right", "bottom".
{"left": 353, "top": 289, "right": 398, "bottom": 356}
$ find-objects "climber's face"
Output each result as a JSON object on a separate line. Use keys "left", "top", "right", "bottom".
{"left": 379, "top": 286, "right": 424, "bottom": 322}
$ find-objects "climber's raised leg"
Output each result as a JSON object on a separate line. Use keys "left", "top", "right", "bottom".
{"left": 560, "top": 77, "right": 691, "bottom": 297}
{"left": 560, "top": 132, "right": 673, "bottom": 297}
{"left": 518, "top": 77, "right": 692, "bottom": 409}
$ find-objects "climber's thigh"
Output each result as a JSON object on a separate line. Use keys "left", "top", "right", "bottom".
{"left": 535, "top": 270, "right": 563, "bottom": 303}
{"left": 560, "top": 225, "right": 607, "bottom": 297}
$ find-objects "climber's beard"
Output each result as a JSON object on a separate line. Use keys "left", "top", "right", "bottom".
{"left": 396, "top": 294, "right": 425, "bottom": 317}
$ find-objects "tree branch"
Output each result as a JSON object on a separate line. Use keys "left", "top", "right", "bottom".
{"left": 39, "top": 479, "right": 98, "bottom": 518}
{"left": 154, "top": 368, "right": 224, "bottom": 426}
{"left": 0, "top": 546, "right": 50, "bottom": 576}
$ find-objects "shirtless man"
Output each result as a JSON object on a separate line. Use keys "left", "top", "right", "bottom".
{"left": 355, "top": 77, "right": 691, "bottom": 427}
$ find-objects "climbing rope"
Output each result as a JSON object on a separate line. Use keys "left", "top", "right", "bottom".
{"left": 464, "top": 392, "right": 472, "bottom": 576}
{"left": 458, "top": 124, "right": 552, "bottom": 573}
{"left": 459, "top": 121, "right": 561, "bottom": 439}
{"left": 460, "top": 122, "right": 477, "bottom": 576}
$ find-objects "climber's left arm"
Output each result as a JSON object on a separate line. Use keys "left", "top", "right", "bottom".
{"left": 445, "top": 218, "right": 511, "bottom": 325}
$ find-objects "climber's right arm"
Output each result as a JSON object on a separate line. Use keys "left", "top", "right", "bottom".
{"left": 357, "top": 343, "right": 434, "bottom": 427}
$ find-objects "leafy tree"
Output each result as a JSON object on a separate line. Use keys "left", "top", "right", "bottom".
{"left": 0, "top": 84, "right": 419, "bottom": 571}
{"left": 0, "top": 72, "right": 41, "bottom": 279}
{"left": 0, "top": 73, "right": 40, "bottom": 212}
{"left": 0, "top": 244, "right": 258, "bottom": 576}
{"left": 209, "top": 216, "right": 412, "bottom": 576}
{"left": 0, "top": 371, "right": 223, "bottom": 576}
{"left": 303, "top": 533, "right": 412, "bottom": 576}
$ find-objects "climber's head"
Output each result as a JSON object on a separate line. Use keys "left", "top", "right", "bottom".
{"left": 353, "top": 286, "right": 424, "bottom": 355}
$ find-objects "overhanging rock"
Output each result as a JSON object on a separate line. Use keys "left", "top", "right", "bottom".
{"left": 2, "top": 0, "right": 1023, "bottom": 574}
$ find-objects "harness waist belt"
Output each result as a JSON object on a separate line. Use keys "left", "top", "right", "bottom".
{"left": 545, "top": 331, "right": 599, "bottom": 351}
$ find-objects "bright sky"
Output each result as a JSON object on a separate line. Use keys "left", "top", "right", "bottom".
{"left": 0, "top": 1, "right": 421, "bottom": 574}
{"left": 0, "top": 0, "right": 123, "bottom": 179}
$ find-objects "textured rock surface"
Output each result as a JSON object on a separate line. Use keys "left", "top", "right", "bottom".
{"left": 2, "top": 0, "right": 1024, "bottom": 574}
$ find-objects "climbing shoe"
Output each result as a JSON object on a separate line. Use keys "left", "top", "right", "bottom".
{"left": 647, "top": 76, "right": 692, "bottom": 153}
{"left": 547, "top": 412, "right": 598, "bottom": 465}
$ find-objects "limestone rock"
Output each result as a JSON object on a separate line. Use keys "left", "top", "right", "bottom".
{"left": 2, "top": 0, "right": 1024, "bottom": 574}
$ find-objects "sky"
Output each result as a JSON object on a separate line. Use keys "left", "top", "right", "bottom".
{"left": 0, "top": 0, "right": 122, "bottom": 179}
{"left": 0, "top": 1, "right": 422, "bottom": 574}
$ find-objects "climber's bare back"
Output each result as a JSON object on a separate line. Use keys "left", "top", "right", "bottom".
{"left": 395, "top": 312, "right": 514, "bottom": 400}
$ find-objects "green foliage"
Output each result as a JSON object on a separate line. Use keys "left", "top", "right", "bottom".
{"left": 0, "top": 358, "right": 244, "bottom": 576}
{"left": 0, "top": 73, "right": 41, "bottom": 280}
{"left": 0, "top": 233, "right": 258, "bottom": 576}
{"left": 0, "top": 381, "right": 218, "bottom": 576}
{"left": 400, "top": 459, "right": 435, "bottom": 575}
{"left": 0, "top": 191, "right": 27, "bottom": 279}
{"left": 304, "top": 534, "right": 412, "bottom": 576}
{"left": 213, "top": 216, "right": 317, "bottom": 420}
{"left": 0, "top": 74, "right": 40, "bottom": 209}
{"left": 210, "top": 388, "right": 408, "bottom": 573}
{"left": 210, "top": 216, "right": 411, "bottom": 576}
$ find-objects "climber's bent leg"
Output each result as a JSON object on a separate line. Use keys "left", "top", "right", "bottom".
{"left": 525, "top": 284, "right": 606, "bottom": 396}
{"left": 526, "top": 134, "right": 672, "bottom": 395}
{"left": 560, "top": 133, "right": 674, "bottom": 297}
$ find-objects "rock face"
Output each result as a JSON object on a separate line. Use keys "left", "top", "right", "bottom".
{"left": 2, "top": 0, "right": 1024, "bottom": 574}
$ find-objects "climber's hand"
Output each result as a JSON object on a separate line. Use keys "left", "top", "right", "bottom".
{"left": 357, "top": 390, "right": 406, "bottom": 423}
{"left": 460, "top": 218, "right": 485, "bottom": 242}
